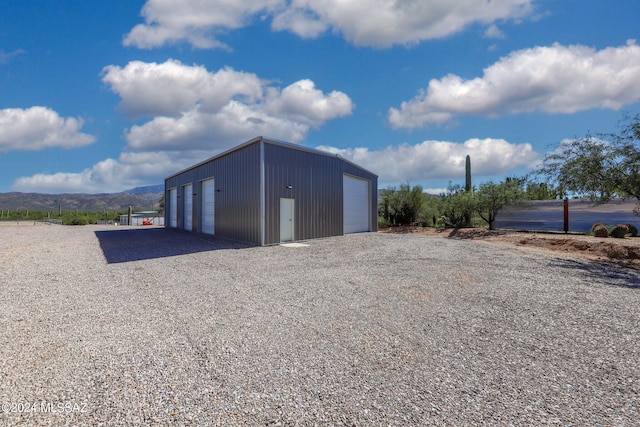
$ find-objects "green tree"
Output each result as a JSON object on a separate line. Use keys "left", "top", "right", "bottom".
{"left": 539, "top": 113, "right": 640, "bottom": 214}
{"left": 474, "top": 179, "right": 524, "bottom": 230}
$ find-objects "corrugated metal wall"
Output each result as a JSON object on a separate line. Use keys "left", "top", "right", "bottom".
{"left": 263, "top": 141, "right": 378, "bottom": 245}
{"left": 165, "top": 142, "right": 262, "bottom": 245}
{"left": 165, "top": 138, "right": 378, "bottom": 246}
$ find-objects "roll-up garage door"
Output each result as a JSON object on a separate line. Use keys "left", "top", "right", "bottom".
{"left": 343, "top": 175, "right": 370, "bottom": 234}
{"left": 169, "top": 188, "right": 177, "bottom": 228}
{"left": 183, "top": 184, "right": 193, "bottom": 231}
{"left": 201, "top": 178, "right": 215, "bottom": 235}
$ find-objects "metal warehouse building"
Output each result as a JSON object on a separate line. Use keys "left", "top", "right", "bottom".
{"left": 164, "top": 137, "right": 378, "bottom": 245}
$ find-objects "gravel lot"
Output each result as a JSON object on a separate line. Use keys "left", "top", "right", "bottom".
{"left": 1, "top": 223, "right": 639, "bottom": 426}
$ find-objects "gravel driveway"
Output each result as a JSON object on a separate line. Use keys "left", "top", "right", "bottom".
{"left": 1, "top": 224, "right": 639, "bottom": 426}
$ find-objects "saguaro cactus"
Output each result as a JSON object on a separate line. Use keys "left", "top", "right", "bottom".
{"left": 464, "top": 155, "right": 471, "bottom": 226}
{"left": 465, "top": 155, "right": 471, "bottom": 192}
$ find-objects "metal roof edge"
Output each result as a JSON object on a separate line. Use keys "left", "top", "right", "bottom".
{"left": 164, "top": 136, "right": 378, "bottom": 181}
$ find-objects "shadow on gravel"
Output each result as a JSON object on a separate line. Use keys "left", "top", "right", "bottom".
{"left": 550, "top": 258, "right": 640, "bottom": 289}
{"left": 95, "top": 228, "right": 252, "bottom": 263}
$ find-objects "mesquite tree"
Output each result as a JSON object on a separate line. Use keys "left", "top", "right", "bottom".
{"left": 440, "top": 183, "right": 475, "bottom": 228}
{"left": 474, "top": 179, "right": 524, "bottom": 230}
{"left": 539, "top": 113, "right": 640, "bottom": 215}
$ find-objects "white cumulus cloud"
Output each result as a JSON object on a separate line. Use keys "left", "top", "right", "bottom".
{"left": 123, "top": 0, "right": 283, "bottom": 49}
{"left": 272, "top": 0, "right": 532, "bottom": 47}
{"left": 0, "top": 106, "right": 95, "bottom": 152}
{"left": 124, "top": 0, "right": 534, "bottom": 49}
{"left": 11, "top": 150, "right": 210, "bottom": 194}
{"left": 103, "top": 59, "right": 353, "bottom": 151}
{"left": 14, "top": 61, "right": 354, "bottom": 193}
{"left": 12, "top": 171, "right": 96, "bottom": 194}
{"left": 264, "top": 79, "right": 354, "bottom": 126}
{"left": 389, "top": 41, "right": 640, "bottom": 129}
{"left": 102, "top": 60, "right": 264, "bottom": 118}
{"left": 318, "top": 138, "right": 539, "bottom": 185}
{"left": 124, "top": 103, "right": 311, "bottom": 151}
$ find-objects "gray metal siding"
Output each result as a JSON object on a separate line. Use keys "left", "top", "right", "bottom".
{"left": 164, "top": 142, "right": 262, "bottom": 245}
{"left": 263, "top": 142, "right": 377, "bottom": 245}
{"left": 165, "top": 137, "right": 377, "bottom": 245}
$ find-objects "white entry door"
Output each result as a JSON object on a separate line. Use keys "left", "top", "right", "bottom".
{"left": 183, "top": 184, "right": 193, "bottom": 231}
{"left": 343, "top": 175, "right": 370, "bottom": 234}
{"left": 280, "top": 198, "right": 294, "bottom": 242}
{"left": 169, "top": 188, "right": 177, "bottom": 228}
{"left": 201, "top": 179, "right": 215, "bottom": 235}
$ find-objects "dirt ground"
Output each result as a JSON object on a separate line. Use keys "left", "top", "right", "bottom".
{"left": 381, "top": 226, "right": 640, "bottom": 270}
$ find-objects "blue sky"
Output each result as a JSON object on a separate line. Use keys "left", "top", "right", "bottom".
{"left": 1, "top": 0, "right": 639, "bottom": 194}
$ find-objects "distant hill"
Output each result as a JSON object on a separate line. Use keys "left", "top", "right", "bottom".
{"left": 0, "top": 185, "right": 164, "bottom": 212}
{"left": 123, "top": 184, "right": 164, "bottom": 195}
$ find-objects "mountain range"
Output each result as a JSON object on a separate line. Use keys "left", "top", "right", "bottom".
{"left": 0, "top": 185, "right": 164, "bottom": 212}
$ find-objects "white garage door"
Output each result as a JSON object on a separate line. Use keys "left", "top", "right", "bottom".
{"left": 201, "top": 178, "right": 215, "bottom": 235}
{"left": 183, "top": 184, "right": 193, "bottom": 231}
{"left": 169, "top": 188, "right": 177, "bottom": 228}
{"left": 343, "top": 175, "right": 370, "bottom": 234}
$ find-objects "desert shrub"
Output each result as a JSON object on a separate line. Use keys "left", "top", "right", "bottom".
{"left": 66, "top": 216, "right": 89, "bottom": 226}
{"left": 593, "top": 224, "right": 609, "bottom": 238}
{"left": 417, "top": 195, "right": 441, "bottom": 227}
{"left": 378, "top": 216, "right": 390, "bottom": 228}
{"left": 591, "top": 222, "right": 606, "bottom": 233}
{"left": 625, "top": 223, "right": 638, "bottom": 237}
{"left": 610, "top": 224, "right": 629, "bottom": 238}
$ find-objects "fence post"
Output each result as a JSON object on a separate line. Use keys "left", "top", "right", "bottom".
{"left": 563, "top": 198, "right": 569, "bottom": 233}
